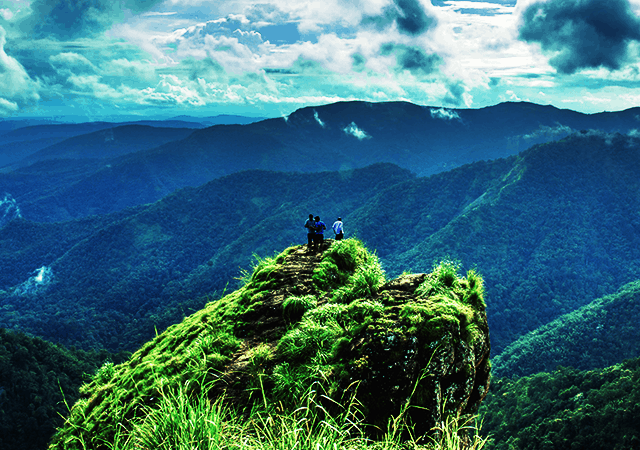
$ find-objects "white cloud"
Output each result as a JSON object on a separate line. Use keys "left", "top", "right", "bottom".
{"left": 0, "top": 97, "right": 18, "bottom": 113}
{"left": 314, "top": 110, "right": 325, "bottom": 127}
{"left": 0, "top": 193, "right": 21, "bottom": 227}
{"left": 0, "top": 8, "right": 14, "bottom": 20}
{"left": 142, "top": 11, "right": 178, "bottom": 17}
{"left": 4, "top": 0, "right": 635, "bottom": 118}
{"left": 430, "top": 107, "right": 460, "bottom": 120}
{"left": 50, "top": 52, "right": 98, "bottom": 76}
{"left": 522, "top": 123, "right": 572, "bottom": 140}
{"left": 0, "top": 26, "right": 40, "bottom": 115}
{"left": 14, "top": 266, "right": 53, "bottom": 296}
{"left": 343, "top": 121, "right": 370, "bottom": 139}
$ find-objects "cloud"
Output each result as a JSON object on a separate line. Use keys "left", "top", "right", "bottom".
{"left": 0, "top": 193, "right": 21, "bottom": 228}
{"left": 397, "top": 46, "right": 441, "bottom": 75}
{"left": 381, "top": 43, "right": 442, "bottom": 76}
{"left": 343, "top": 121, "right": 370, "bottom": 139}
{"left": 0, "top": 26, "right": 40, "bottom": 115}
{"left": 518, "top": 0, "right": 640, "bottom": 74}
{"left": 14, "top": 266, "right": 54, "bottom": 296}
{"left": 244, "top": 4, "right": 292, "bottom": 25}
{"left": 50, "top": 52, "right": 98, "bottom": 75}
{"left": 363, "top": 0, "right": 437, "bottom": 36}
{"left": 442, "top": 79, "right": 468, "bottom": 106}
{"left": 430, "top": 107, "right": 461, "bottom": 120}
{"left": 522, "top": 123, "right": 573, "bottom": 140}
{"left": 314, "top": 110, "right": 325, "bottom": 127}
{"left": 19, "top": 0, "right": 165, "bottom": 40}
{"left": 0, "top": 8, "right": 14, "bottom": 20}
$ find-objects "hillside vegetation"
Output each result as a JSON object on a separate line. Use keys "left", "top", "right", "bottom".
{"left": 0, "top": 164, "right": 413, "bottom": 351}
{"left": 366, "top": 132, "right": 640, "bottom": 353}
{"left": 3, "top": 101, "right": 640, "bottom": 223}
{"left": 481, "top": 357, "right": 640, "bottom": 450}
{"left": 493, "top": 280, "right": 640, "bottom": 378}
{"left": 0, "top": 328, "right": 128, "bottom": 450}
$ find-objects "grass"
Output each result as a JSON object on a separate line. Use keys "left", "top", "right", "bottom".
{"left": 58, "top": 377, "right": 490, "bottom": 450}
{"left": 283, "top": 294, "right": 317, "bottom": 323}
{"left": 312, "top": 239, "right": 386, "bottom": 302}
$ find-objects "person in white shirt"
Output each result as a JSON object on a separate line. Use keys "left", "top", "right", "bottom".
{"left": 332, "top": 217, "right": 344, "bottom": 240}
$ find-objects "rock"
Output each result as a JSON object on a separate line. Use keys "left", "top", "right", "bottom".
{"left": 50, "top": 238, "right": 490, "bottom": 448}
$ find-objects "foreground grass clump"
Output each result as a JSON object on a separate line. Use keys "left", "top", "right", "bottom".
{"left": 63, "top": 378, "right": 490, "bottom": 450}
{"left": 50, "top": 238, "right": 490, "bottom": 450}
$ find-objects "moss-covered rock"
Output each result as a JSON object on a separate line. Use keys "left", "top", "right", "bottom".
{"left": 50, "top": 239, "right": 490, "bottom": 448}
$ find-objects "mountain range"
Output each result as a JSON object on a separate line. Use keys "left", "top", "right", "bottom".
{"left": 1, "top": 126, "right": 639, "bottom": 358}
{"left": 2, "top": 101, "right": 640, "bottom": 224}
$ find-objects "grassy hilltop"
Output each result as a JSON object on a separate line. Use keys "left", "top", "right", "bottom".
{"left": 51, "top": 239, "right": 491, "bottom": 450}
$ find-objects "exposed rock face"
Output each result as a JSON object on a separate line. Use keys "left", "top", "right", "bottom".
{"left": 51, "top": 239, "right": 490, "bottom": 448}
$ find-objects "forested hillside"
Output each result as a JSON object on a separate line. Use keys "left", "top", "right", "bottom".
{"left": 366, "top": 131, "right": 640, "bottom": 352}
{"left": 481, "top": 357, "right": 640, "bottom": 449}
{"left": 2, "top": 132, "right": 640, "bottom": 358}
{"left": 0, "top": 328, "right": 128, "bottom": 450}
{"left": 493, "top": 280, "right": 640, "bottom": 378}
{"left": 0, "top": 164, "right": 414, "bottom": 351}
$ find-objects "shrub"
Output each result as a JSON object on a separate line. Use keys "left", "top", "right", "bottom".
{"left": 282, "top": 295, "right": 317, "bottom": 323}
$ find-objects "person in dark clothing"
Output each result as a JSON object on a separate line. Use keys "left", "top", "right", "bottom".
{"left": 313, "top": 215, "right": 326, "bottom": 250}
{"left": 304, "top": 214, "right": 316, "bottom": 250}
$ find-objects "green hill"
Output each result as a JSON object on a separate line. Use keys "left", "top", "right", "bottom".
{"left": 480, "top": 357, "right": 640, "bottom": 450}
{"left": 50, "top": 239, "right": 491, "bottom": 449}
{"left": 0, "top": 328, "right": 127, "bottom": 450}
{"left": 492, "top": 280, "right": 640, "bottom": 378}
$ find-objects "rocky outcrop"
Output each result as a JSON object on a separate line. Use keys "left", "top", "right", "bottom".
{"left": 51, "top": 238, "right": 490, "bottom": 448}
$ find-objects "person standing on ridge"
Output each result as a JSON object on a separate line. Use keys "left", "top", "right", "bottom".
{"left": 332, "top": 217, "right": 344, "bottom": 240}
{"left": 304, "top": 214, "right": 316, "bottom": 250}
{"left": 314, "top": 215, "right": 326, "bottom": 250}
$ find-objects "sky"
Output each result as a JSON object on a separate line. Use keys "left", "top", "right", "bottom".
{"left": 2, "top": 0, "right": 640, "bottom": 121}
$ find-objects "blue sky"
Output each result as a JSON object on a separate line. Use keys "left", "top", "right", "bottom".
{"left": 1, "top": 0, "right": 640, "bottom": 120}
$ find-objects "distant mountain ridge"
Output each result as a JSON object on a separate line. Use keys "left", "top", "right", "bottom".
{"left": 0, "top": 120, "right": 202, "bottom": 169}
{"left": 3, "top": 100, "right": 640, "bottom": 223}
{"left": 2, "top": 125, "right": 196, "bottom": 171}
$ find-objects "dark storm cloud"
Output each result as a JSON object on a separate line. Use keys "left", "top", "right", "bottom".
{"left": 381, "top": 43, "right": 442, "bottom": 76}
{"left": 363, "top": 0, "right": 436, "bottom": 36}
{"left": 184, "top": 58, "right": 226, "bottom": 81}
{"left": 397, "top": 46, "right": 441, "bottom": 75}
{"left": 352, "top": 53, "right": 366, "bottom": 72}
{"left": 443, "top": 80, "right": 466, "bottom": 106}
{"left": 519, "top": 0, "right": 640, "bottom": 74}
{"left": 19, "top": 0, "right": 164, "bottom": 40}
